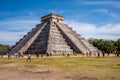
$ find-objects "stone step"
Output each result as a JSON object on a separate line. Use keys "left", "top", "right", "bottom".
{"left": 56, "top": 22, "right": 90, "bottom": 53}
{"left": 46, "top": 22, "right": 73, "bottom": 54}
{"left": 81, "top": 39, "right": 98, "bottom": 53}
{"left": 9, "top": 23, "right": 47, "bottom": 54}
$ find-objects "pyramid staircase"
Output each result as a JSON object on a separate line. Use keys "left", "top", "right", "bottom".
{"left": 9, "top": 22, "right": 47, "bottom": 54}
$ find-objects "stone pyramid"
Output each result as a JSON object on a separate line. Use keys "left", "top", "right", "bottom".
{"left": 9, "top": 13, "right": 98, "bottom": 54}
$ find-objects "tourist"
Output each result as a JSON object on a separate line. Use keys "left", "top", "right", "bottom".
{"left": 8, "top": 53, "right": 10, "bottom": 59}
{"left": 107, "top": 53, "right": 110, "bottom": 56}
{"left": 116, "top": 51, "right": 120, "bottom": 57}
{"left": 66, "top": 53, "right": 69, "bottom": 57}
{"left": 86, "top": 52, "right": 89, "bottom": 57}
{"left": 21, "top": 53, "right": 24, "bottom": 58}
{"left": 36, "top": 53, "right": 39, "bottom": 58}
{"left": 97, "top": 51, "right": 100, "bottom": 58}
{"left": 1, "top": 52, "right": 3, "bottom": 58}
{"left": 102, "top": 51, "right": 105, "bottom": 58}
{"left": 18, "top": 52, "right": 21, "bottom": 58}
{"left": 27, "top": 53, "right": 31, "bottom": 62}
{"left": 82, "top": 53, "right": 84, "bottom": 57}
{"left": 41, "top": 54, "right": 43, "bottom": 58}
{"left": 63, "top": 53, "right": 65, "bottom": 56}
{"left": 68, "top": 53, "right": 69, "bottom": 57}
{"left": 46, "top": 53, "right": 49, "bottom": 57}
{"left": 94, "top": 53, "right": 96, "bottom": 56}
{"left": 14, "top": 53, "right": 17, "bottom": 58}
{"left": 50, "top": 53, "right": 52, "bottom": 56}
{"left": 89, "top": 51, "right": 92, "bottom": 57}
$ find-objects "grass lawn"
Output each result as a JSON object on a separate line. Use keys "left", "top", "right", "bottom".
{"left": 0, "top": 56, "right": 120, "bottom": 80}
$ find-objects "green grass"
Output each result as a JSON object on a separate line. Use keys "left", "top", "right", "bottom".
{"left": 0, "top": 56, "right": 120, "bottom": 80}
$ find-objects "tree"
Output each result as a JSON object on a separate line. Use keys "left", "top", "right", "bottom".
{"left": 116, "top": 39, "right": 120, "bottom": 51}
{"left": 0, "top": 44, "right": 10, "bottom": 55}
{"left": 92, "top": 39, "right": 116, "bottom": 54}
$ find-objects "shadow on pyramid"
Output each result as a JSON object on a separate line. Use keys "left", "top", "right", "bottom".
{"left": 9, "top": 13, "right": 98, "bottom": 55}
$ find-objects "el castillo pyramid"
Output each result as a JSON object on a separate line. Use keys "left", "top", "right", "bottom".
{"left": 9, "top": 13, "right": 98, "bottom": 54}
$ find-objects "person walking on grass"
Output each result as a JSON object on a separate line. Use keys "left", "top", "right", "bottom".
{"left": 27, "top": 53, "right": 31, "bottom": 62}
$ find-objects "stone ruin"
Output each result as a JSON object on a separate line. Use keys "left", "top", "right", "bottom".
{"left": 9, "top": 13, "right": 98, "bottom": 54}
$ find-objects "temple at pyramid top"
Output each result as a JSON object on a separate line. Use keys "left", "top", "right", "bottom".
{"left": 9, "top": 13, "right": 98, "bottom": 55}
{"left": 41, "top": 13, "right": 64, "bottom": 23}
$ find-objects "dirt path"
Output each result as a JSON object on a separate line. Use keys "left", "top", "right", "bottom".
{"left": 0, "top": 63, "right": 97, "bottom": 80}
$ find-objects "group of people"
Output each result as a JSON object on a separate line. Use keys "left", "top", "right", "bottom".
{"left": 6, "top": 52, "right": 31, "bottom": 62}
{"left": 14, "top": 52, "right": 24, "bottom": 58}
{"left": 82, "top": 50, "right": 120, "bottom": 58}
{"left": 2, "top": 50, "right": 120, "bottom": 62}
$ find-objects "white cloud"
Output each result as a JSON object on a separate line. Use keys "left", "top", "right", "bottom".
{"left": 0, "top": 19, "right": 40, "bottom": 45}
{"left": 66, "top": 20, "right": 120, "bottom": 40}
{"left": 90, "top": 9, "right": 120, "bottom": 18}
{"left": 91, "top": 9, "right": 108, "bottom": 14}
{"left": 0, "top": 20, "right": 39, "bottom": 31}
{"left": 0, "top": 30, "right": 26, "bottom": 45}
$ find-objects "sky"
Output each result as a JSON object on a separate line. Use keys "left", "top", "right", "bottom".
{"left": 0, "top": 0, "right": 120, "bottom": 45}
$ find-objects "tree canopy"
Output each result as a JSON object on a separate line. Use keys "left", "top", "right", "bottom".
{"left": 92, "top": 39, "right": 120, "bottom": 53}
{"left": 0, "top": 44, "right": 10, "bottom": 55}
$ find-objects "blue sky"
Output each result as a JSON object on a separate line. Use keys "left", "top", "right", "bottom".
{"left": 0, "top": 0, "right": 120, "bottom": 45}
